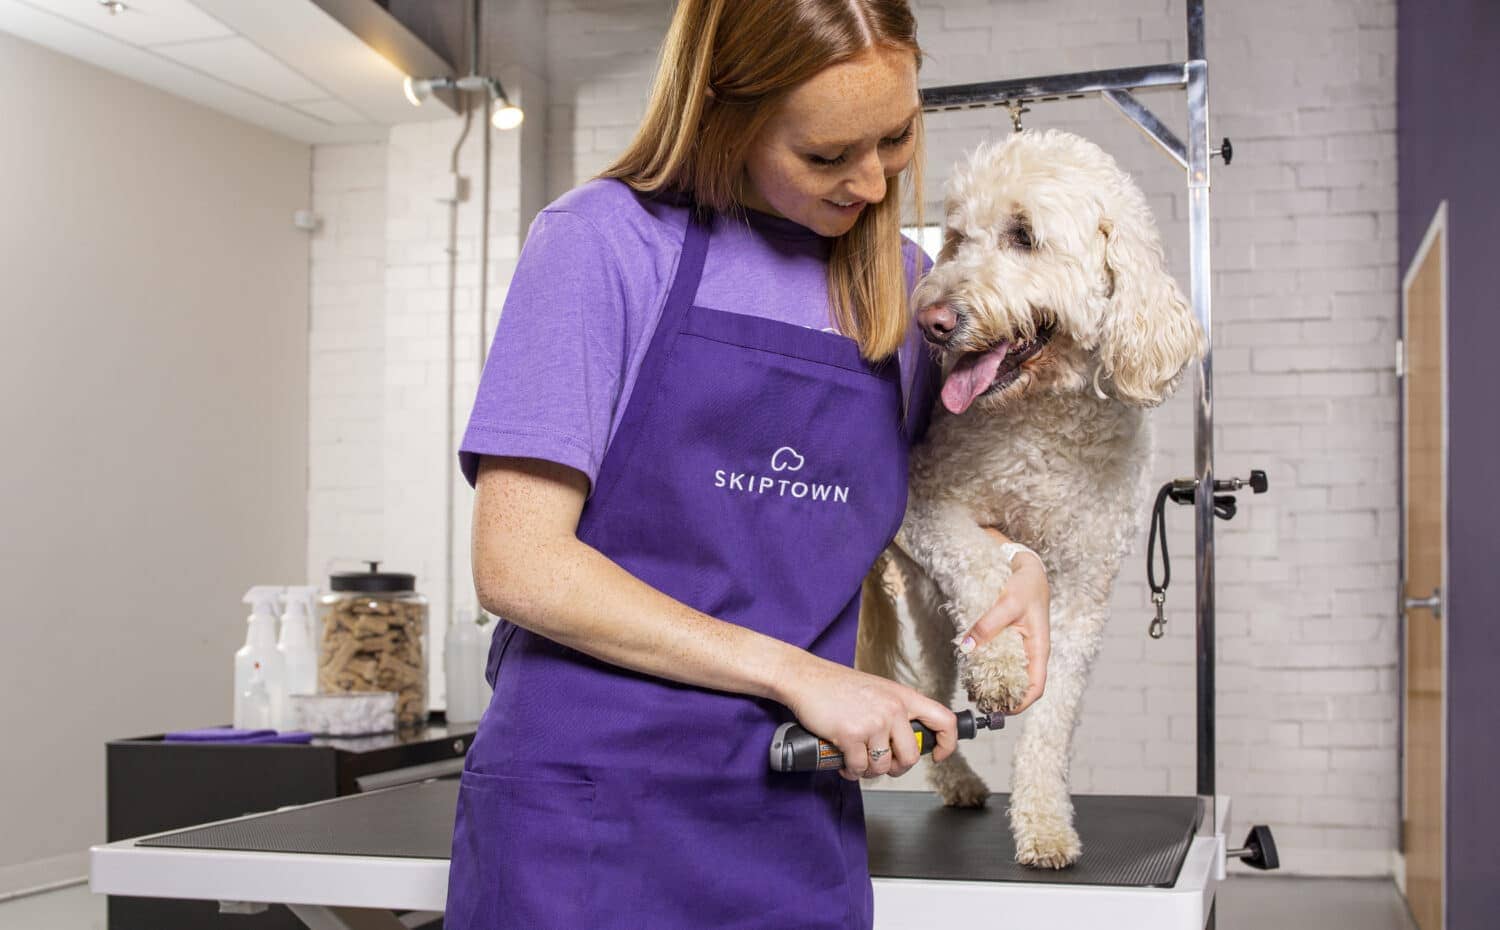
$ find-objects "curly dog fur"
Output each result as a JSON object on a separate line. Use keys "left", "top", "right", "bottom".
{"left": 856, "top": 129, "right": 1202, "bottom": 868}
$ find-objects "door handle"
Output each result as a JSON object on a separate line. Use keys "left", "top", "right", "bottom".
{"left": 1403, "top": 587, "right": 1442, "bottom": 619}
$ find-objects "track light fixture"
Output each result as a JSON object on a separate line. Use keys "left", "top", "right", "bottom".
{"left": 402, "top": 74, "right": 524, "bottom": 130}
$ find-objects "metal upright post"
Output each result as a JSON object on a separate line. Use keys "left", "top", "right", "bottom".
{"left": 1187, "top": 0, "right": 1206, "bottom": 61}
{"left": 1184, "top": 0, "right": 1217, "bottom": 847}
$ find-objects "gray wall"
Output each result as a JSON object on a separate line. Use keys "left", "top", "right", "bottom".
{"left": 1396, "top": 3, "right": 1500, "bottom": 926}
{"left": 0, "top": 31, "right": 310, "bottom": 891}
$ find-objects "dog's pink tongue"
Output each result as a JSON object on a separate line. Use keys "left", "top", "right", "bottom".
{"left": 941, "top": 344, "right": 1010, "bottom": 415}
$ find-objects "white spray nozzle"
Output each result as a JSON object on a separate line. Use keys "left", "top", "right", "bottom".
{"left": 283, "top": 585, "right": 319, "bottom": 617}
{"left": 243, "top": 585, "right": 282, "bottom": 616}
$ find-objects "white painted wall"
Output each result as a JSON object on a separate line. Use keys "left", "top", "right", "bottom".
{"left": 306, "top": 0, "right": 1398, "bottom": 876}
{"left": 0, "top": 30, "right": 310, "bottom": 891}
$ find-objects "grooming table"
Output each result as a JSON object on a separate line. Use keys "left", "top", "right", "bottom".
{"left": 91, "top": 779, "right": 1229, "bottom": 929}
{"left": 865, "top": 789, "right": 1225, "bottom": 927}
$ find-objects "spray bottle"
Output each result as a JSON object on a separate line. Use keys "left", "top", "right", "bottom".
{"left": 235, "top": 586, "right": 286, "bottom": 729}
{"left": 444, "top": 607, "right": 490, "bottom": 724}
{"left": 276, "top": 585, "right": 320, "bottom": 729}
{"left": 240, "top": 660, "right": 273, "bottom": 730}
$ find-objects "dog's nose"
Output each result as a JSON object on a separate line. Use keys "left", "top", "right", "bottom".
{"left": 918, "top": 302, "right": 959, "bottom": 345}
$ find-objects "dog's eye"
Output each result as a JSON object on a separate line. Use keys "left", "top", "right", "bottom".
{"left": 1009, "top": 221, "right": 1035, "bottom": 251}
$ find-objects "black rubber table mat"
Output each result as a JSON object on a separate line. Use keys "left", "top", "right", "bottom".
{"left": 137, "top": 778, "right": 459, "bottom": 860}
{"left": 139, "top": 780, "right": 1199, "bottom": 888}
{"left": 864, "top": 790, "right": 1202, "bottom": 887}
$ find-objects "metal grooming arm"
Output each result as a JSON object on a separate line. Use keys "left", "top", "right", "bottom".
{"left": 916, "top": 0, "right": 1231, "bottom": 854}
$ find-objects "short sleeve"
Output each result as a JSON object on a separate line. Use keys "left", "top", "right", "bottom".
{"left": 458, "top": 209, "right": 627, "bottom": 493}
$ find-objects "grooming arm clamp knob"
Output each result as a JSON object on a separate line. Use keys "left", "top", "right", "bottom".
{"left": 1227, "top": 824, "right": 1280, "bottom": 871}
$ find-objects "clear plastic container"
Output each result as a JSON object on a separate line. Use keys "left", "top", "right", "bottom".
{"left": 291, "top": 691, "right": 398, "bottom": 736}
{"left": 317, "top": 561, "right": 429, "bottom": 728}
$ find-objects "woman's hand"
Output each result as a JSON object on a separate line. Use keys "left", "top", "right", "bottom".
{"left": 954, "top": 527, "right": 1052, "bottom": 714}
{"left": 778, "top": 659, "right": 959, "bottom": 782}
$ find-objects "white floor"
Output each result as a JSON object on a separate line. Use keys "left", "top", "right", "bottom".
{"left": 0, "top": 882, "right": 103, "bottom": 930}
{"left": 1217, "top": 876, "right": 1419, "bottom": 929}
{"left": 0, "top": 875, "right": 1419, "bottom": 930}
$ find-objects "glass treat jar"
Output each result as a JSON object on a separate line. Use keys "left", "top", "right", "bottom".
{"left": 318, "top": 561, "right": 429, "bottom": 728}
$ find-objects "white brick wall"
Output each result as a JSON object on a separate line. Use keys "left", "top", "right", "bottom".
{"left": 308, "top": 141, "right": 388, "bottom": 586}
{"left": 544, "top": 0, "right": 667, "bottom": 198}
{"left": 307, "top": 5, "right": 545, "bottom": 710}
{"left": 308, "top": 0, "right": 1398, "bottom": 876}
{"left": 309, "top": 116, "right": 524, "bottom": 710}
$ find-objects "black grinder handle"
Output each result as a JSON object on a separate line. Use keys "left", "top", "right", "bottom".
{"left": 770, "top": 711, "right": 982, "bottom": 773}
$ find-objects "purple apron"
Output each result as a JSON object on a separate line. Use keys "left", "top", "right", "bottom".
{"left": 446, "top": 198, "right": 910, "bottom": 929}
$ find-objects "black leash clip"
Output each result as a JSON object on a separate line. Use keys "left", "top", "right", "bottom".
{"left": 1146, "top": 470, "right": 1268, "bottom": 639}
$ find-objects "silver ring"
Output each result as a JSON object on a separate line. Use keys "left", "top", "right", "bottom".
{"left": 869, "top": 747, "right": 889, "bottom": 760}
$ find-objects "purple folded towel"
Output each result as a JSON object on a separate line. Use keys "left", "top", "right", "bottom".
{"left": 164, "top": 727, "right": 274, "bottom": 741}
{"left": 239, "top": 731, "right": 314, "bottom": 744}
{"left": 164, "top": 727, "right": 313, "bottom": 744}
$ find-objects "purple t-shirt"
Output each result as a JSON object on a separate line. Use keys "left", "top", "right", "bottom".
{"left": 458, "top": 177, "right": 938, "bottom": 496}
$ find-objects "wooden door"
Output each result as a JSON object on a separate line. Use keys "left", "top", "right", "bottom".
{"left": 1400, "top": 202, "right": 1446, "bottom": 930}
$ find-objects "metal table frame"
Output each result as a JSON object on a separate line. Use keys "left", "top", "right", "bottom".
{"left": 918, "top": 0, "right": 1225, "bottom": 844}
{"left": 89, "top": 782, "right": 1234, "bottom": 930}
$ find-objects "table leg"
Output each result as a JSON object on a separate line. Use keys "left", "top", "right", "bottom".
{"left": 286, "top": 904, "right": 433, "bottom": 930}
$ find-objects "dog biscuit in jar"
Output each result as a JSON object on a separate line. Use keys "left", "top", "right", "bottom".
{"left": 318, "top": 561, "right": 429, "bottom": 727}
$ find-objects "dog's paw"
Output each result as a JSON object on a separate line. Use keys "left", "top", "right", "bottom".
{"left": 936, "top": 776, "right": 990, "bottom": 809}
{"left": 1011, "top": 808, "right": 1082, "bottom": 869}
{"left": 931, "top": 766, "right": 990, "bottom": 809}
{"left": 959, "top": 632, "right": 1031, "bottom": 714}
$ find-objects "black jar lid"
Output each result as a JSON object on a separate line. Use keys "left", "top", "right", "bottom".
{"left": 330, "top": 560, "right": 416, "bottom": 594}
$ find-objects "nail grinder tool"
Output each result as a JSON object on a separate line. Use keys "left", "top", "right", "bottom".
{"left": 769, "top": 709, "right": 1005, "bottom": 773}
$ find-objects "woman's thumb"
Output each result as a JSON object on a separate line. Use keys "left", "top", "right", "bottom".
{"left": 953, "top": 596, "right": 1023, "bottom": 654}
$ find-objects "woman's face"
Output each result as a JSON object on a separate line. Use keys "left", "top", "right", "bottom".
{"left": 741, "top": 45, "right": 920, "bottom": 237}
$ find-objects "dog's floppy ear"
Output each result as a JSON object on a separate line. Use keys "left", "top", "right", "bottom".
{"left": 1094, "top": 214, "right": 1204, "bottom": 407}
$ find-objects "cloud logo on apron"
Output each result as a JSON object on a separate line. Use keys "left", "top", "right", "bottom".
{"left": 713, "top": 446, "right": 850, "bottom": 503}
{"left": 770, "top": 446, "right": 805, "bottom": 472}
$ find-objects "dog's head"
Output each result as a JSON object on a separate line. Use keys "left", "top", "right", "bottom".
{"left": 912, "top": 128, "right": 1203, "bottom": 415}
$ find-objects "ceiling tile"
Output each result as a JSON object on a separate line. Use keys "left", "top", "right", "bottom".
{"left": 152, "top": 35, "right": 326, "bottom": 103}
{"left": 290, "top": 98, "right": 368, "bottom": 126}
{"left": 0, "top": 0, "right": 455, "bottom": 143}
{"left": 28, "top": 0, "right": 231, "bottom": 45}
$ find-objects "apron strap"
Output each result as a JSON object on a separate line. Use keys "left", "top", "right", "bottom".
{"left": 658, "top": 195, "right": 712, "bottom": 336}
{"left": 584, "top": 193, "right": 712, "bottom": 506}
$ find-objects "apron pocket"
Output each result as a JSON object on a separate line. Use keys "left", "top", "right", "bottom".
{"left": 447, "top": 768, "right": 597, "bottom": 930}
{"left": 587, "top": 773, "right": 855, "bottom": 930}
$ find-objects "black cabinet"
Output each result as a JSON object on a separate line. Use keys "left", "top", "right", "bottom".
{"left": 105, "top": 715, "right": 475, "bottom": 930}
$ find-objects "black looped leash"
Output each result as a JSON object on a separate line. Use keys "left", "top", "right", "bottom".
{"left": 1146, "top": 482, "right": 1174, "bottom": 639}
{"left": 1144, "top": 470, "right": 1268, "bottom": 640}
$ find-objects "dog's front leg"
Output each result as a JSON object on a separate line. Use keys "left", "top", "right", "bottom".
{"left": 1007, "top": 590, "right": 1108, "bottom": 869}
{"left": 895, "top": 497, "right": 1031, "bottom": 714}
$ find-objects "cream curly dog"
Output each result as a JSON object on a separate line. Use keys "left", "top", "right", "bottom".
{"left": 857, "top": 128, "right": 1202, "bottom": 868}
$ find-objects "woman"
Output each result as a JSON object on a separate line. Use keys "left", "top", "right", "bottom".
{"left": 445, "top": 1, "right": 1051, "bottom": 927}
